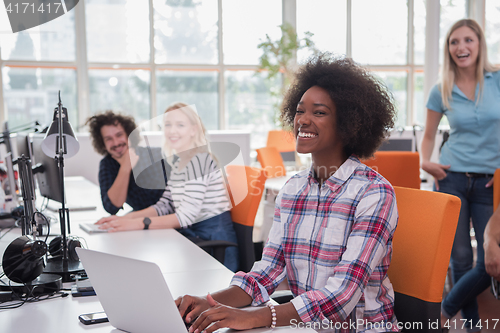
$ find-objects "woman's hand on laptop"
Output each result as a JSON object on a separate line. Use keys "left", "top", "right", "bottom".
{"left": 176, "top": 294, "right": 210, "bottom": 325}
{"left": 187, "top": 294, "right": 271, "bottom": 333}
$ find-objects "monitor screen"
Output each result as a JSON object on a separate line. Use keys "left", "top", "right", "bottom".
{"left": 3, "top": 152, "right": 19, "bottom": 206}
{"left": 378, "top": 137, "right": 415, "bottom": 152}
{"left": 30, "top": 134, "right": 63, "bottom": 203}
{"left": 14, "top": 133, "right": 33, "bottom": 161}
{"left": 1, "top": 122, "right": 13, "bottom": 155}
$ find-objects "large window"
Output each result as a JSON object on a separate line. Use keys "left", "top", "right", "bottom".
{"left": 156, "top": 70, "right": 219, "bottom": 130}
{"left": 225, "top": 71, "right": 280, "bottom": 148}
{"left": 414, "top": 0, "right": 426, "bottom": 65}
{"left": 375, "top": 71, "right": 408, "bottom": 127}
{"left": 1, "top": 11, "right": 77, "bottom": 129}
{"left": 352, "top": 0, "right": 408, "bottom": 65}
{"left": 485, "top": 0, "right": 500, "bottom": 64}
{"left": 222, "top": 0, "right": 282, "bottom": 65}
{"left": 297, "top": 0, "right": 413, "bottom": 128}
{"left": 439, "top": 0, "right": 467, "bottom": 64}
{"left": 0, "top": 12, "right": 75, "bottom": 61}
{"left": 154, "top": 0, "right": 219, "bottom": 64}
{"left": 88, "top": 69, "right": 150, "bottom": 124}
{"left": 2, "top": 67, "right": 77, "bottom": 127}
{"left": 1, "top": 0, "right": 483, "bottom": 140}
{"left": 86, "top": 0, "right": 150, "bottom": 63}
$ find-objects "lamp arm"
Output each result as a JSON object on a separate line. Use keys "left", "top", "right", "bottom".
{"left": 56, "top": 91, "right": 70, "bottom": 261}
{"left": 8, "top": 121, "right": 41, "bottom": 133}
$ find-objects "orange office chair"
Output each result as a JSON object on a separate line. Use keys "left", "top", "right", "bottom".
{"left": 362, "top": 151, "right": 421, "bottom": 189}
{"left": 388, "top": 186, "right": 461, "bottom": 332}
{"left": 256, "top": 146, "right": 287, "bottom": 178}
{"left": 266, "top": 130, "right": 296, "bottom": 162}
{"left": 198, "top": 166, "right": 267, "bottom": 272}
{"left": 494, "top": 169, "right": 500, "bottom": 209}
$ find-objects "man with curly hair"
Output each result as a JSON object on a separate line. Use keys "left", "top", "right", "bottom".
{"left": 176, "top": 54, "right": 399, "bottom": 332}
{"left": 86, "top": 111, "right": 167, "bottom": 215}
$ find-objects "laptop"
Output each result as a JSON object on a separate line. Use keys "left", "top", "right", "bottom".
{"left": 76, "top": 248, "right": 188, "bottom": 333}
{"left": 76, "top": 248, "right": 312, "bottom": 333}
{"left": 79, "top": 223, "right": 108, "bottom": 234}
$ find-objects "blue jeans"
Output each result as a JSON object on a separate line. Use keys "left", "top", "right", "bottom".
{"left": 438, "top": 171, "right": 493, "bottom": 332}
{"left": 178, "top": 211, "right": 239, "bottom": 272}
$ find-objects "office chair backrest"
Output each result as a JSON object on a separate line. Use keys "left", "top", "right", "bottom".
{"left": 362, "top": 151, "right": 420, "bottom": 189}
{"left": 494, "top": 169, "right": 500, "bottom": 209}
{"left": 256, "top": 146, "right": 286, "bottom": 178}
{"left": 388, "top": 186, "right": 461, "bottom": 332}
{"left": 225, "top": 165, "right": 267, "bottom": 272}
{"left": 266, "top": 130, "right": 296, "bottom": 153}
{"left": 226, "top": 165, "right": 267, "bottom": 227}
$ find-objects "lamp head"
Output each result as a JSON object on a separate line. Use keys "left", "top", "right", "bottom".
{"left": 42, "top": 106, "right": 80, "bottom": 158}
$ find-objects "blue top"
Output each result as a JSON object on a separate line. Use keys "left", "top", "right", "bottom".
{"left": 98, "top": 146, "right": 167, "bottom": 214}
{"left": 426, "top": 71, "right": 500, "bottom": 174}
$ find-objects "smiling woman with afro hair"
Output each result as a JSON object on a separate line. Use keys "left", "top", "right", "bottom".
{"left": 174, "top": 53, "right": 401, "bottom": 333}
{"left": 281, "top": 53, "right": 396, "bottom": 159}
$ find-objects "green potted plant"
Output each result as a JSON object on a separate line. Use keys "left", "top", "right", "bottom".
{"left": 256, "top": 23, "right": 319, "bottom": 122}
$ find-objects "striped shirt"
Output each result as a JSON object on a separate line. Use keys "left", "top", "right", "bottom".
{"left": 153, "top": 152, "right": 230, "bottom": 228}
{"left": 231, "top": 156, "right": 399, "bottom": 332}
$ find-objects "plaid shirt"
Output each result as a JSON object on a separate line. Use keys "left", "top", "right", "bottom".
{"left": 231, "top": 156, "right": 398, "bottom": 332}
{"left": 98, "top": 146, "right": 166, "bottom": 215}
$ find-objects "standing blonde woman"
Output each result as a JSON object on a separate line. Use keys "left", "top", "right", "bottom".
{"left": 421, "top": 19, "right": 500, "bottom": 332}
{"left": 96, "top": 103, "right": 239, "bottom": 272}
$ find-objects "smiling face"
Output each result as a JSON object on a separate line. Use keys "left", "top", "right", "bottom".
{"left": 101, "top": 123, "right": 129, "bottom": 160}
{"left": 294, "top": 86, "right": 344, "bottom": 162}
{"left": 448, "top": 25, "right": 480, "bottom": 71}
{"left": 163, "top": 109, "right": 196, "bottom": 153}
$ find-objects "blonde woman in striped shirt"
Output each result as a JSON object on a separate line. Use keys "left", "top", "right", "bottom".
{"left": 96, "top": 103, "right": 239, "bottom": 272}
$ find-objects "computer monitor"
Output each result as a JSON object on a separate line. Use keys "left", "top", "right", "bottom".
{"left": 378, "top": 136, "right": 415, "bottom": 152}
{"left": 14, "top": 133, "right": 33, "bottom": 161}
{"left": 3, "top": 152, "right": 19, "bottom": 206}
{"left": 30, "top": 134, "right": 63, "bottom": 203}
{"left": 0, "top": 122, "right": 13, "bottom": 155}
{"left": 13, "top": 133, "right": 38, "bottom": 204}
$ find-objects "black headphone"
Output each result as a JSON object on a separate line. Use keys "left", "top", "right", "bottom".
{"left": 48, "top": 236, "right": 82, "bottom": 262}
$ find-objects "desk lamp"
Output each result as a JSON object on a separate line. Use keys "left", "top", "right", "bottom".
{"left": 2, "top": 155, "right": 46, "bottom": 282}
{"left": 41, "top": 92, "right": 84, "bottom": 282}
{"left": 1, "top": 155, "right": 62, "bottom": 293}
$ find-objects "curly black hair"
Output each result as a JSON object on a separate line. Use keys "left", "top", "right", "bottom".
{"left": 281, "top": 53, "right": 396, "bottom": 159}
{"left": 85, "top": 111, "right": 138, "bottom": 156}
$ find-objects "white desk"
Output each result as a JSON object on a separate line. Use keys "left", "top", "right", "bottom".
{"left": 0, "top": 231, "right": 234, "bottom": 333}
{"left": 0, "top": 177, "right": 315, "bottom": 333}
